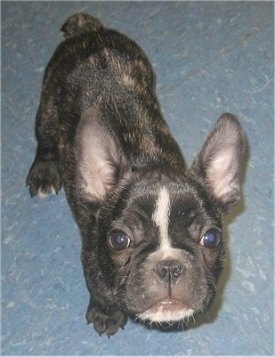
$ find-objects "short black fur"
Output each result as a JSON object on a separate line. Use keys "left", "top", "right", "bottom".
{"left": 26, "top": 13, "right": 246, "bottom": 336}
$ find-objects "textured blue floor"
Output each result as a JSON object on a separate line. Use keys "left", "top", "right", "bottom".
{"left": 1, "top": 1, "right": 274, "bottom": 356}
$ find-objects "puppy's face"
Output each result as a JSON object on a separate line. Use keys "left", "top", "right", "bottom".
{"left": 76, "top": 112, "right": 245, "bottom": 326}
{"left": 96, "top": 174, "right": 224, "bottom": 324}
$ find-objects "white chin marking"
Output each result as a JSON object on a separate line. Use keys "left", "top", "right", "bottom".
{"left": 138, "top": 306, "right": 194, "bottom": 323}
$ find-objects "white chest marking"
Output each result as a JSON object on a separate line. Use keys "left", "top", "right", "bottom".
{"left": 153, "top": 187, "right": 171, "bottom": 250}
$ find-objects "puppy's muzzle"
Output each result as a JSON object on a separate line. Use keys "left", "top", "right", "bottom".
{"left": 137, "top": 259, "right": 195, "bottom": 323}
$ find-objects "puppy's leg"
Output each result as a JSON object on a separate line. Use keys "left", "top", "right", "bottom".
{"left": 81, "top": 250, "right": 127, "bottom": 336}
{"left": 26, "top": 100, "right": 62, "bottom": 198}
{"left": 86, "top": 298, "right": 127, "bottom": 337}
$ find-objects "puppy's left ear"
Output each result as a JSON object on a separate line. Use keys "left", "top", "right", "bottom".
{"left": 190, "top": 113, "right": 246, "bottom": 212}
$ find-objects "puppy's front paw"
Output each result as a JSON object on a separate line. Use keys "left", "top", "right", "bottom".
{"left": 86, "top": 302, "right": 127, "bottom": 337}
{"left": 26, "top": 159, "right": 62, "bottom": 198}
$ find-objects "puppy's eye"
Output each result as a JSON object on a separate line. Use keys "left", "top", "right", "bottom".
{"left": 109, "top": 231, "right": 131, "bottom": 250}
{"left": 200, "top": 229, "right": 220, "bottom": 248}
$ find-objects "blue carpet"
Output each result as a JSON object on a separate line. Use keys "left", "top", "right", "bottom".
{"left": 1, "top": 1, "right": 274, "bottom": 355}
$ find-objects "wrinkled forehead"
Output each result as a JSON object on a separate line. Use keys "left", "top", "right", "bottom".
{"left": 114, "top": 183, "right": 206, "bottom": 235}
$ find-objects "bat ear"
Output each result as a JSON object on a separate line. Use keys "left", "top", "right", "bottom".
{"left": 190, "top": 113, "right": 246, "bottom": 212}
{"left": 74, "top": 108, "right": 119, "bottom": 201}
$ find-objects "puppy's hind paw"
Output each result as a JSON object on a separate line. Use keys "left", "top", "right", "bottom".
{"left": 86, "top": 302, "right": 127, "bottom": 337}
{"left": 26, "top": 159, "right": 62, "bottom": 198}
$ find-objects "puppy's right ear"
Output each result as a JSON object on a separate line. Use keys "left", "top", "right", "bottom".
{"left": 190, "top": 113, "right": 246, "bottom": 212}
{"left": 74, "top": 109, "right": 119, "bottom": 201}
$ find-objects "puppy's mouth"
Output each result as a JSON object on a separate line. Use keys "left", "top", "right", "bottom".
{"left": 137, "top": 298, "right": 194, "bottom": 323}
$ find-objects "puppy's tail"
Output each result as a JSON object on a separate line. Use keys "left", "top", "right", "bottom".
{"left": 61, "top": 13, "right": 104, "bottom": 39}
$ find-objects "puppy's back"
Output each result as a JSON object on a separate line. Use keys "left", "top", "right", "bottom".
{"left": 61, "top": 13, "right": 103, "bottom": 38}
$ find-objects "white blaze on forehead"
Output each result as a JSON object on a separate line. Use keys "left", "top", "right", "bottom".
{"left": 153, "top": 187, "right": 171, "bottom": 250}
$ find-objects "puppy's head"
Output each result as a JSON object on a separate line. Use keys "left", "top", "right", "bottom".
{"left": 75, "top": 112, "right": 246, "bottom": 325}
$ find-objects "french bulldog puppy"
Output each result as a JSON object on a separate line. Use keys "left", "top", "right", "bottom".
{"left": 26, "top": 13, "right": 246, "bottom": 336}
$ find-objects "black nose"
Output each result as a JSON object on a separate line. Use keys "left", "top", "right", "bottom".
{"left": 156, "top": 260, "right": 183, "bottom": 281}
